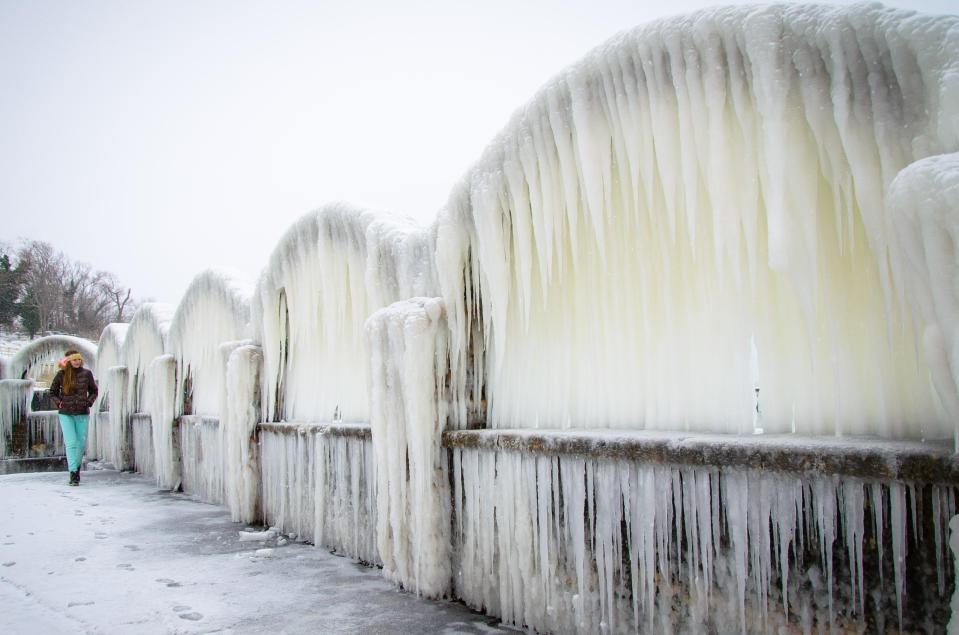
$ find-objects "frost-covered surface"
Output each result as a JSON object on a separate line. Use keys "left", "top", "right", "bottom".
{"left": 146, "top": 354, "right": 178, "bottom": 489}
{"left": 259, "top": 422, "right": 379, "bottom": 564}
{"left": 0, "top": 380, "right": 33, "bottom": 459}
{"left": 253, "top": 203, "right": 435, "bottom": 423}
{"left": 367, "top": 298, "right": 451, "bottom": 596}
{"left": 170, "top": 268, "right": 253, "bottom": 417}
{"left": 178, "top": 415, "right": 222, "bottom": 503}
{"left": 0, "top": 470, "right": 514, "bottom": 635}
{"left": 131, "top": 413, "right": 155, "bottom": 478}
{"left": 122, "top": 303, "right": 174, "bottom": 414}
{"left": 889, "top": 152, "right": 959, "bottom": 448}
{"left": 8, "top": 335, "right": 97, "bottom": 382}
{"left": 0, "top": 355, "right": 8, "bottom": 380}
{"left": 223, "top": 344, "right": 261, "bottom": 523}
{"left": 453, "top": 447, "right": 955, "bottom": 633}
{"left": 437, "top": 3, "right": 959, "bottom": 438}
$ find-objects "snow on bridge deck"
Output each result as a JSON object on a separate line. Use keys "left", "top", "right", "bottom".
{"left": 0, "top": 469, "right": 513, "bottom": 635}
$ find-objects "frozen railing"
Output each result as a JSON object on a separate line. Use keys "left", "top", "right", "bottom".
{"left": 444, "top": 429, "right": 959, "bottom": 633}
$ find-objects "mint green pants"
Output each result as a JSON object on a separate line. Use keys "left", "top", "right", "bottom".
{"left": 58, "top": 414, "right": 89, "bottom": 472}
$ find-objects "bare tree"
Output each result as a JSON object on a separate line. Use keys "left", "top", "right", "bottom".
{"left": 96, "top": 272, "right": 135, "bottom": 322}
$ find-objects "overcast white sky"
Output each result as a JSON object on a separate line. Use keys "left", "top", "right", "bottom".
{"left": 1, "top": 0, "right": 954, "bottom": 305}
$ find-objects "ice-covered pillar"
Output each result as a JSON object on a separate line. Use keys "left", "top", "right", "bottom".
{"left": 0, "top": 379, "right": 33, "bottom": 458}
{"left": 222, "top": 343, "right": 262, "bottom": 523}
{"left": 108, "top": 366, "right": 132, "bottom": 470}
{"left": 147, "top": 355, "right": 178, "bottom": 489}
{"left": 366, "top": 297, "right": 451, "bottom": 598}
{"left": 889, "top": 153, "right": 959, "bottom": 449}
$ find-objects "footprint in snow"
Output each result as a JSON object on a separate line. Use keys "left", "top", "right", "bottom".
{"left": 74, "top": 510, "right": 84, "bottom": 516}
{"left": 123, "top": 545, "right": 140, "bottom": 551}
{"left": 3, "top": 561, "right": 15, "bottom": 567}
{"left": 75, "top": 557, "right": 86, "bottom": 562}
{"left": 94, "top": 533, "right": 108, "bottom": 540}
{"left": 116, "top": 563, "right": 134, "bottom": 571}
{"left": 155, "top": 578, "right": 182, "bottom": 588}
{"left": 67, "top": 601, "right": 95, "bottom": 607}
{"left": 179, "top": 613, "right": 203, "bottom": 621}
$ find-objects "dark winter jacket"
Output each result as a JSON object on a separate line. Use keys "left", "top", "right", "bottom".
{"left": 50, "top": 367, "right": 98, "bottom": 415}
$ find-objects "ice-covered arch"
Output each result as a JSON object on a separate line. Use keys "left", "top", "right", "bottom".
{"left": 435, "top": 3, "right": 959, "bottom": 439}
{"left": 169, "top": 268, "right": 253, "bottom": 417}
{"left": 253, "top": 202, "right": 435, "bottom": 422}
{"left": 8, "top": 335, "right": 98, "bottom": 382}
{"left": 122, "top": 303, "right": 174, "bottom": 413}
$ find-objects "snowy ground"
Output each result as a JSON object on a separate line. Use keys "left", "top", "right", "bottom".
{"left": 0, "top": 469, "right": 514, "bottom": 634}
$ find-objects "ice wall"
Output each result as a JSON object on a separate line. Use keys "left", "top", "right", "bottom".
{"left": 366, "top": 298, "right": 451, "bottom": 597}
{"left": 437, "top": 3, "right": 959, "bottom": 437}
{"left": 253, "top": 203, "right": 435, "bottom": 423}
{"left": 122, "top": 303, "right": 174, "bottom": 414}
{"left": 8, "top": 335, "right": 97, "bottom": 381}
{"left": 169, "top": 268, "right": 253, "bottom": 417}
{"left": 222, "top": 343, "right": 261, "bottom": 522}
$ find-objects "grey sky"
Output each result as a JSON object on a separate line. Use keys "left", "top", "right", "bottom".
{"left": 1, "top": 0, "right": 954, "bottom": 305}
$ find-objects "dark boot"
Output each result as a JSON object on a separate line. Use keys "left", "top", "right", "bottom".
{"left": 69, "top": 471, "right": 78, "bottom": 486}
{"left": 75, "top": 470, "right": 81, "bottom": 485}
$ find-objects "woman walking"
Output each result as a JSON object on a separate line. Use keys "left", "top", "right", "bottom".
{"left": 50, "top": 349, "right": 98, "bottom": 486}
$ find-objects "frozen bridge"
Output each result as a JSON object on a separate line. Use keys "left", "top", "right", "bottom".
{"left": 3, "top": 2, "right": 959, "bottom": 633}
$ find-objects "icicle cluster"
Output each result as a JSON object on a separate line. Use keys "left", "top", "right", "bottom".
{"left": 146, "top": 354, "right": 178, "bottom": 489}
{"left": 258, "top": 423, "right": 379, "bottom": 563}
{"left": 0, "top": 380, "right": 33, "bottom": 459}
{"left": 253, "top": 203, "right": 436, "bottom": 424}
{"left": 223, "top": 344, "right": 262, "bottom": 522}
{"left": 26, "top": 412, "right": 63, "bottom": 457}
{"left": 169, "top": 268, "right": 253, "bottom": 417}
{"left": 313, "top": 431, "right": 379, "bottom": 564}
{"left": 8, "top": 335, "right": 97, "bottom": 382}
{"left": 122, "top": 303, "right": 174, "bottom": 414}
{"left": 437, "top": 4, "right": 959, "bottom": 437}
{"left": 131, "top": 414, "right": 155, "bottom": 477}
{"left": 453, "top": 448, "right": 956, "bottom": 634}
{"left": 178, "top": 416, "right": 222, "bottom": 502}
{"left": 367, "top": 298, "right": 451, "bottom": 597}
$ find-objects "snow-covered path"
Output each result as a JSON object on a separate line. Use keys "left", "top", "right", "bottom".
{"left": 0, "top": 469, "right": 512, "bottom": 634}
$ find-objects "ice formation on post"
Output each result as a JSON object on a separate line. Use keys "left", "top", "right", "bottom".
{"left": 169, "top": 268, "right": 253, "bottom": 417}
{"left": 437, "top": 3, "right": 959, "bottom": 437}
{"left": 106, "top": 366, "right": 130, "bottom": 470}
{"left": 367, "top": 297, "right": 451, "bottom": 597}
{"left": 122, "top": 303, "right": 174, "bottom": 414}
{"left": 889, "top": 153, "right": 959, "bottom": 447}
{"left": 253, "top": 203, "right": 435, "bottom": 424}
{"left": 146, "top": 354, "right": 178, "bottom": 489}
{"left": 222, "top": 343, "right": 261, "bottom": 522}
{"left": 91, "top": 323, "right": 129, "bottom": 458}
